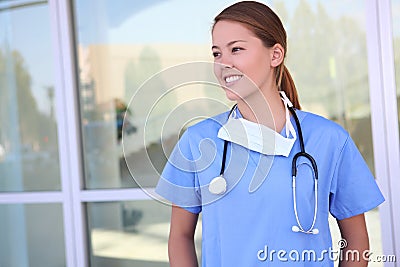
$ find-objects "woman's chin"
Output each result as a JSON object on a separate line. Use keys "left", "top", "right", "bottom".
{"left": 224, "top": 88, "right": 241, "bottom": 101}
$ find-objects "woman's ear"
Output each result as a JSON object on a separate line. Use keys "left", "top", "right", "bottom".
{"left": 270, "top": 43, "right": 285, "bottom": 67}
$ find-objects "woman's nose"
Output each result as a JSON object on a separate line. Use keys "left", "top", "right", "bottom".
{"left": 219, "top": 54, "right": 234, "bottom": 69}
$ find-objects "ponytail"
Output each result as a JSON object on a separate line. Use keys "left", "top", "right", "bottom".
{"left": 277, "top": 65, "right": 301, "bottom": 110}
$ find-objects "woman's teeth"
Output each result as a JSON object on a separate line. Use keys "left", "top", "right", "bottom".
{"left": 225, "top": 75, "right": 242, "bottom": 83}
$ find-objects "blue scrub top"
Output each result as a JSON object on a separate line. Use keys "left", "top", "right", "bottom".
{"left": 156, "top": 109, "right": 385, "bottom": 267}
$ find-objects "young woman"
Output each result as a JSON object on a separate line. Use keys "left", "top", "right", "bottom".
{"left": 156, "top": 1, "right": 384, "bottom": 266}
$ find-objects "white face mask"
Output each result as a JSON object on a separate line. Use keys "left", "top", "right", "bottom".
{"left": 217, "top": 91, "right": 297, "bottom": 157}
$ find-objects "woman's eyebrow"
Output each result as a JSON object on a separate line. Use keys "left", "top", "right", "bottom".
{"left": 212, "top": 40, "right": 247, "bottom": 50}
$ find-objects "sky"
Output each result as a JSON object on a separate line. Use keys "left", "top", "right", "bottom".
{"left": 1, "top": 0, "right": 399, "bottom": 114}
{"left": 75, "top": 0, "right": 368, "bottom": 45}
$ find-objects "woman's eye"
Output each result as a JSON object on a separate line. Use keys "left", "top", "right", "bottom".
{"left": 212, "top": 51, "right": 221, "bottom": 58}
{"left": 232, "top": 47, "right": 243, "bottom": 53}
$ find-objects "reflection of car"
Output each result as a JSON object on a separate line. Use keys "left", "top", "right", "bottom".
{"left": 0, "top": 144, "right": 5, "bottom": 162}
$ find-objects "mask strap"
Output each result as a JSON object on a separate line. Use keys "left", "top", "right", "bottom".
{"left": 279, "top": 91, "right": 297, "bottom": 139}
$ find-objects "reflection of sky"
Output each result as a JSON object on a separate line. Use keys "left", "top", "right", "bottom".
{"left": 1, "top": 0, "right": 398, "bottom": 115}
{"left": 75, "top": 0, "right": 265, "bottom": 45}
{"left": 76, "top": 0, "right": 366, "bottom": 45}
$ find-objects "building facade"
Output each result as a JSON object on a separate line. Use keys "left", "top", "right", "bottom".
{"left": 0, "top": 0, "right": 399, "bottom": 266}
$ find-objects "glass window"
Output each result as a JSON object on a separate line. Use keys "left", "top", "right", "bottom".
{"left": 0, "top": 1, "right": 60, "bottom": 192}
{"left": 74, "top": 0, "right": 377, "bottom": 188}
{"left": 73, "top": 0, "right": 243, "bottom": 190}
{"left": 279, "top": 0, "right": 375, "bottom": 172}
{"left": 275, "top": 1, "right": 382, "bottom": 265}
{"left": 86, "top": 200, "right": 201, "bottom": 266}
{"left": 0, "top": 203, "right": 65, "bottom": 267}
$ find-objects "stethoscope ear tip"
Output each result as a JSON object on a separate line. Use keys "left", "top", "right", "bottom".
{"left": 312, "top": 228, "right": 319, "bottom": 235}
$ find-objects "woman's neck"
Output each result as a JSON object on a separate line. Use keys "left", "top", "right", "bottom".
{"left": 236, "top": 88, "right": 286, "bottom": 133}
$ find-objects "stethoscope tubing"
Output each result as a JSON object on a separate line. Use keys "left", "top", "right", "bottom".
{"left": 219, "top": 104, "right": 319, "bottom": 234}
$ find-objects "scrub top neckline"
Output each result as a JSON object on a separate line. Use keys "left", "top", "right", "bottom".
{"left": 233, "top": 105, "right": 294, "bottom": 138}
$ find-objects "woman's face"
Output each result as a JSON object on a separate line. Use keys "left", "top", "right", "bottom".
{"left": 212, "top": 20, "right": 275, "bottom": 101}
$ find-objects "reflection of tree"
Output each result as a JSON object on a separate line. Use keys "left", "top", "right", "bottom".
{"left": 124, "top": 46, "right": 164, "bottom": 102}
{"left": 279, "top": 0, "right": 369, "bottom": 119}
{"left": 124, "top": 46, "right": 174, "bottom": 133}
{"left": 122, "top": 47, "right": 175, "bottom": 182}
{"left": 124, "top": 59, "right": 136, "bottom": 102}
{"left": 0, "top": 49, "right": 57, "bottom": 150}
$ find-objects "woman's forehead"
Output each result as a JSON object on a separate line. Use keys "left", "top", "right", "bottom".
{"left": 212, "top": 20, "right": 258, "bottom": 45}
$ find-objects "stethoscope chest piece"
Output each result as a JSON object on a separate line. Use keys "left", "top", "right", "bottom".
{"left": 209, "top": 175, "right": 227, "bottom": 195}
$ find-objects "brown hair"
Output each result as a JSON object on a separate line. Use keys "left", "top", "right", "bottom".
{"left": 213, "top": 1, "right": 301, "bottom": 109}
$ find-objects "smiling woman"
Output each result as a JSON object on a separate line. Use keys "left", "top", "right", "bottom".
{"left": 156, "top": 2, "right": 385, "bottom": 267}
{"left": 0, "top": 1, "right": 396, "bottom": 267}
{"left": 212, "top": 21, "right": 276, "bottom": 104}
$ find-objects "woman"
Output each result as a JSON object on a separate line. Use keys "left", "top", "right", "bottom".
{"left": 156, "top": 1, "right": 384, "bottom": 266}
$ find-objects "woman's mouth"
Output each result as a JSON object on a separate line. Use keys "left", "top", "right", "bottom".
{"left": 224, "top": 75, "right": 243, "bottom": 85}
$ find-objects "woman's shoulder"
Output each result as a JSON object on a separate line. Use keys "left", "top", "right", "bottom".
{"left": 184, "top": 110, "right": 230, "bottom": 138}
{"left": 297, "top": 109, "right": 350, "bottom": 140}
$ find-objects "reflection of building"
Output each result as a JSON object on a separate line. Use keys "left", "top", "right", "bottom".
{"left": 78, "top": 46, "right": 97, "bottom": 118}
{"left": 80, "top": 80, "right": 96, "bottom": 113}
{"left": 77, "top": 44, "right": 225, "bottom": 155}
{"left": 77, "top": 44, "right": 211, "bottom": 104}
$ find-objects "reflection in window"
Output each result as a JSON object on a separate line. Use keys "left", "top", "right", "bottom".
{"left": 74, "top": 1, "right": 378, "bottom": 190}
{"left": 86, "top": 200, "right": 201, "bottom": 266}
{"left": 74, "top": 0, "right": 232, "bottom": 190}
{"left": 275, "top": 1, "right": 375, "bottom": 172}
{"left": 0, "top": 203, "right": 65, "bottom": 267}
{"left": 0, "top": 1, "right": 60, "bottom": 192}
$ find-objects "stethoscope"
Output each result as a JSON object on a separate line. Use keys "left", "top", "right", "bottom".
{"left": 213, "top": 104, "right": 319, "bottom": 235}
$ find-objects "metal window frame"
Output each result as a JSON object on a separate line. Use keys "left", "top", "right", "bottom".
{"left": 48, "top": 0, "right": 85, "bottom": 266}
{"left": 48, "top": 1, "right": 153, "bottom": 266}
{"left": 366, "top": 0, "right": 400, "bottom": 265}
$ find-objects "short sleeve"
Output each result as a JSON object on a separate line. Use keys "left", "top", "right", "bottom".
{"left": 155, "top": 128, "right": 202, "bottom": 214}
{"left": 329, "top": 135, "right": 384, "bottom": 220}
